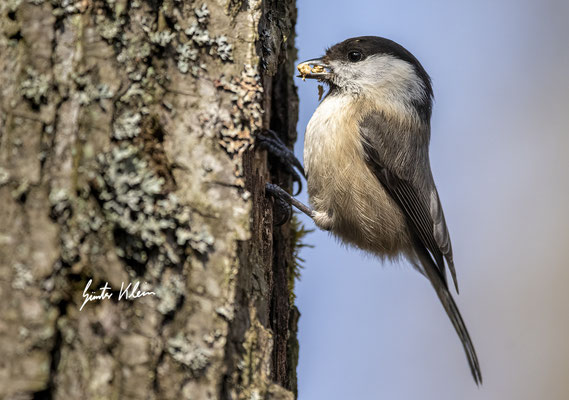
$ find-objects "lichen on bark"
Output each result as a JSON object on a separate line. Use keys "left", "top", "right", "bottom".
{"left": 0, "top": 0, "right": 301, "bottom": 399}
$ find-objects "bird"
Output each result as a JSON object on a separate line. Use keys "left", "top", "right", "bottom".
{"left": 267, "top": 36, "right": 482, "bottom": 384}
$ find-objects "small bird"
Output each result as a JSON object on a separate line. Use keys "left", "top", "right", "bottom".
{"left": 271, "top": 36, "right": 482, "bottom": 383}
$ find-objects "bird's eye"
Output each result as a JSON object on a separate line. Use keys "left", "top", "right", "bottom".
{"left": 347, "top": 51, "right": 363, "bottom": 62}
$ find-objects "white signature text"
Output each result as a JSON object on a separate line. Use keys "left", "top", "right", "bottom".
{"left": 80, "top": 279, "right": 156, "bottom": 311}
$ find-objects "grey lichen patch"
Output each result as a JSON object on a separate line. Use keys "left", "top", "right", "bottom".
{"left": 12, "top": 262, "right": 34, "bottom": 289}
{"left": 194, "top": 3, "right": 209, "bottom": 23}
{"left": 82, "top": 83, "right": 114, "bottom": 105}
{"left": 91, "top": 0, "right": 131, "bottom": 40}
{"left": 20, "top": 67, "right": 51, "bottom": 106}
{"left": 155, "top": 270, "right": 185, "bottom": 314}
{"left": 113, "top": 111, "right": 142, "bottom": 140}
{"left": 49, "top": 187, "right": 72, "bottom": 223}
{"left": 0, "top": 167, "right": 10, "bottom": 186}
{"left": 174, "top": 3, "right": 234, "bottom": 75}
{"left": 175, "top": 225, "right": 214, "bottom": 253}
{"left": 51, "top": 0, "right": 89, "bottom": 16}
{"left": 97, "top": 18, "right": 121, "bottom": 41}
{"left": 92, "top": 0, "right": 232, "bottom": 83}
{"left": 167, "top": 333, "right": 213, "bottom": 377}
{"left": 149, "top": 29, "right": 176, "bottom": 47}
{"left": 176, "top": 43, "right": 198, "bottom": 74}
{"left": 48, "top": 186, "right": 104, "bottom": 267}
{"left": 215, "top": 64, "right": 263, "bottom": 154}
{"left": 49, "top": 188, "right": 100, "bottom": 265}
{"left": 115, "top": 40, "right": 152, "bottom": 70}
{"left": 185, "top": 22, "right": 210, "bottom": 47}
{"left": 92, "top": 143, "right": 213, "bottom": 267}
{"left": 5, "top": 0, "right": 23, "bottom": 11}
{"left": 214, "top": 35, "right": 233, "bottom": 61}
{"left": 119, "top": 80, "right": 156, "bottom": 107}
{"left": 73, "top": 73, "right": 115, "bottom": 106}
{"left": 53, "top": 195, "right": 105, "bottom": 266}
{"left": 215, "top": 304, "right": 234, "bottom": 321}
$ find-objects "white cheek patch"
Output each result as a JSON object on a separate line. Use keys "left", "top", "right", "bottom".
{"left": 331, "top": 55, "right": 427, "bottom": 105}
{"left": 329, "top": 55, "right": 428, "bottom": 123}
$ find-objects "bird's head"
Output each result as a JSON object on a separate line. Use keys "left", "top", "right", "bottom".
{"left": 297, "top": 36, "right": 433, "bottom": 121}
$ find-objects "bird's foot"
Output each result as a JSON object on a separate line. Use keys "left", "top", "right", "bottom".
{"left": 257, "top": 129, "right": 305, "bottom": 196}
{"left": 265, "top": 183, "right": 292, "bottom": 226}
{"left": 265, "top": 183, "right": 315, "bottom": 226}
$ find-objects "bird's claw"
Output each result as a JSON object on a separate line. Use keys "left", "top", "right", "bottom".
{"left": 265, "top": 182, "right": 293, "bottom": 226}
{"left": 257, "top": 129, "right": 305, "bottom": 196}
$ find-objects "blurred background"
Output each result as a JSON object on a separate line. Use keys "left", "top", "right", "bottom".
{"left": 292, "top": 0, "right": 569, "bottom": 399}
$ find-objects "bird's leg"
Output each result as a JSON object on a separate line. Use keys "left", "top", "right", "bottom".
{"left": 265, "top": 183, "right": 334, "bottom": 230}
{"left": 265, "top": 183, "right": 315, "bottom": 224}
{"left": 256, "top": 129, "right": 305, "bottom": 196}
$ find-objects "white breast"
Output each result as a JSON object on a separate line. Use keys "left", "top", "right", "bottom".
{"left": 304, "top": 95, "right": 352, "bottom": 178}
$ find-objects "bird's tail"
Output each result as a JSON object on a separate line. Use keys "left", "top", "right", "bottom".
{"left": 414, "top": 240, "right": 483, "bottom": 385}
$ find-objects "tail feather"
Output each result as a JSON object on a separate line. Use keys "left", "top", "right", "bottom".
{"left": 415, "top": 238, "right": 483, "bottom": 385}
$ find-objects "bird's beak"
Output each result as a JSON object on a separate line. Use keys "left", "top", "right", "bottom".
{"left": 296, "top": 58, "right": 332, "bottom": 81}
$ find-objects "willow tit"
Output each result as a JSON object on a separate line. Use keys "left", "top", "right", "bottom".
{"left": 271, "top": 36, "right": 481, "bottom": 383}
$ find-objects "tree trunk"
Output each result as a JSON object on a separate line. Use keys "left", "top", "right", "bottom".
{"left": 0, "top": 0, "right": 300, "bottom": 399}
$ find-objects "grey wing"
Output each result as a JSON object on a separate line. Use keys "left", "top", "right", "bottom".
{"left": 429, "top": 186, "right": 458, "bottom": 291}
{"left": 359, "top": 112, "right": 458, "bottom": 292}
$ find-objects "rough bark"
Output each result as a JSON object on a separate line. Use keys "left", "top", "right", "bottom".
{"left": 0, "top": 0, "right": 300, "bottom": 399}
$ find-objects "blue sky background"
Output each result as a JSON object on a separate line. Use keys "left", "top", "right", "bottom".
{"left": 292, "top": 1, "right": 569, "bottom": 399}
